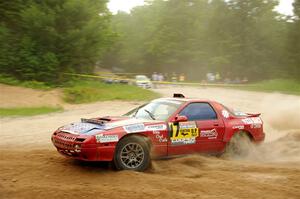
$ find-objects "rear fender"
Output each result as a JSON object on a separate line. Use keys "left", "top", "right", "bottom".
{"left": 223, "top": 129, "right": 254, "bottom": 143}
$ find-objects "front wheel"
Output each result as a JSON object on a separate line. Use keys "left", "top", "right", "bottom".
{"left": 114, "top": 136, "right": 151, "bottom": 171}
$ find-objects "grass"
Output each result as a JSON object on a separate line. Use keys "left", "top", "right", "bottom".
{"left": 225, "top": 79, "right": 300, "bottom": 95}
{"left": 0, "top": 75, "right": 52, "bottom": 90}
{"left": 0, "top": 106, "right": 63, "bottom": 117}
{"left": 63, "top": 80, "right": 160, "bottom": 104}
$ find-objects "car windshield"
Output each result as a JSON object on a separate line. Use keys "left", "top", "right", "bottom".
{"left": 124, "top": 99, "right": 183, "bottom": 121}
{"left": 136, "top": 75, "right": 148, "bottom": 81}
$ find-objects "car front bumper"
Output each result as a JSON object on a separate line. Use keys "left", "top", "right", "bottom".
{"left": 52, "top": 132, "right": 115, "bottom": 161}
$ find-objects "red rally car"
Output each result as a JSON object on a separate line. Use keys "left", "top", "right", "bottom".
{"left": 51, "top": 94, "right": 265, "bottom": 171}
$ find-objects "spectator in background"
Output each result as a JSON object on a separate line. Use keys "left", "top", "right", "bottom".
{"left": 242, "top": 77, "right": 248, "bottom": 84}
{"left": 158, "top": 73, "right": 164, "bottom": 82}
{"left": 152, "top": 72, "right": 158, "bottom": 82}
{"left": 206, "top": 72, "right": 215, "bottom": 83}
{"left": 164, "top": 73, "right": 169, "bottom": 82}
{"left": 215, "top": 72, "right": 221, "bottom": 83}
{"left": 156, "top": 73, "right": 164, "bottom": 88}
{"left": 152, "top": 72, "right": 158, "bottom": 88}
{"left": 179, "top": 73, "right": 185, "bottom": 83}
{"left": 171, "top": 72, "right": 177, "bottom": 83}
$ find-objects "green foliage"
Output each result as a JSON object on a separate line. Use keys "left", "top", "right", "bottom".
{"left": 0, "top": 0, "right": 114, "bottom": 83}
{"left": 103, "top": 0, "right": 299, "bottom": 81}
{"left": 0, "top": 106, "right": 63, "bottom": 117}
{"left": 0, "top": 0, "right": 298, "bottom": 84}
{"left": 63, "top": 80, "right": 160, "bottom": 104}
{"left": 286, "top": 0, "right": 300, "bottom": 79}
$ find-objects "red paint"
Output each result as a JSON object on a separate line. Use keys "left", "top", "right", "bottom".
{"left": 51, "top": 97, "right": 265, "bottom": 161}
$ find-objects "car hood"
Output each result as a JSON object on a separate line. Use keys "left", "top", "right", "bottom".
{"left": 59, "top": 117, "right": 162, "bottom": 135}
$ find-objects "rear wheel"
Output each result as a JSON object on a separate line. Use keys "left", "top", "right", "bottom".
{"left": 114, "top": 136, "right": 151, "bottom": 171}
{"left": 224, "top": 132, "right": 252, "bottom": 157}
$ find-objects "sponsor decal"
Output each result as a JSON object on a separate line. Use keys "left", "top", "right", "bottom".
{"left": 251, "top": 117, "right": 262, "bottom": 124}
{"left": 232, "top": 125, "right": 245, "bottom": 130}
{"left": 61, "top": 122, "right": 104, "bottom": 135}
{"left": 145, "top": 124, "right": 167, "bottom": 131}
{"left": 153, "top": 131, "right": 168, "bottom": 143}
{"left": 169, "top": 121, "right": 199, "bottom": 145}
{"left": 222, "top": 110, "right": 230, "bottom": 118}
{"left": 179, "top": 121, "right": 197, "bottom": 129}
{"left": 95, "top": 134, "right": 119, "bottom": 143}
{"left": 251, "top": 123, "right": 262, "bottom": 129}
{"left": 123, "top": 123, "right": 145, "bottom": 133}
{"left": 171, "top": 137, "right": 196, "bottom": 145}
{"left": 242, "top": 118, "right": 253, "bottom": 124}
{"left": 242, "top": 117, "right": 262, "bottom": 128}
{"left": 200, "top": 129, "right": 218, "bottom": 139}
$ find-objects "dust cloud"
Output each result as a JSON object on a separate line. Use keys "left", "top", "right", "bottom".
{"left": 242, "top": 93, "right": 300, "bottom": 163}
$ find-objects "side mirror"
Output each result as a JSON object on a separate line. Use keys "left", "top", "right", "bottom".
{"left": 173, "top": 115, "right": 188, "bottom": 123}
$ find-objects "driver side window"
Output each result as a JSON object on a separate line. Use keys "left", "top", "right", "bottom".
{"left": 179, "top": 103, "right": 217, "bottom": 121}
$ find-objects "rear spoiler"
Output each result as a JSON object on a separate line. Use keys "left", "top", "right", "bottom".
{"left": 173, "top": 93, "right": 185, "bottom": 98}
{"left": 246, "top": 113, "right": 261, "bottom": 117}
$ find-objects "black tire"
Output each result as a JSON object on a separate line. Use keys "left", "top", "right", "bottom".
{"left": 224, "top": 132, "right": 252, "bottom": 157}
{"left": 113, "top": 135, "right": 151, "bottom": 171}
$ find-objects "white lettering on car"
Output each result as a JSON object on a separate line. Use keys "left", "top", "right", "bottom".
{"left": 153, "top": 131, "right": 168, "bottom": 142}
{"left": 145, "top": 124, "right": 167, "bottom": 131}
{"left": 200, "top": 129, "right": 218, "bottom": 139}
{"left": 222, "top": 110, "right": 230, "bottom": 118}
{"left": 123, "top": 123, "right": 145, "bottom": 133}
{"left": 232, "top": 125, "right": 245, "bottom": 130}
{"left": 242, "top": 117, "right": 262, "bottom": 128}
{"left": 95, "top": 134, "right": 119, "bottom": 143}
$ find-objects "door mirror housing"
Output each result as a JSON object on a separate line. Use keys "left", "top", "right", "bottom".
{"left": 173, "top": 115, "right": 188, "bottom": 123}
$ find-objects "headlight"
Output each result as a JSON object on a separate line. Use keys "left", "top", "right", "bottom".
{"left": 74, "top": 144, "right": 81, "bottom": 152}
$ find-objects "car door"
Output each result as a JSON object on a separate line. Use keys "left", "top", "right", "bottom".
{"left": 168, "top": 102, "right": 225, "bottom": 156}
{"left": 167, "top": 118, "right": 200, "bottom": 156}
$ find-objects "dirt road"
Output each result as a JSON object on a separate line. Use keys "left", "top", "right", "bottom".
{"left": 1, "top": 86, "right": 300, "bottom": 199}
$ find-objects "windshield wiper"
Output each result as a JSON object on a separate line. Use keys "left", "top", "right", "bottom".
{"left": 144, "top": 109, "right": 155, "bottom": 120}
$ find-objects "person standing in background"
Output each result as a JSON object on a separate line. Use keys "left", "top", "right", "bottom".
{"left": 171, "top": 72, "right": 177, "bottom": 82}
{"left": 164, "top": 73, "right": 169, "bottom": 82}
{"left": 158, "top": 73, "right": 164, "bottom": 82}
{"left": 215, "top": 72, "right": 221, "bottom": 83}
{"left": 179, "top": 73, "right": 185, "bottom": 83}
{"left": 157, "top": 73, "right": 164, "bottom": 88}
{"left": 152, "top": 72, "right": 158, "bottom": 88}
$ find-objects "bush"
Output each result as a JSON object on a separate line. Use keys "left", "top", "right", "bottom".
{"left": 0, "top": 75, "right": 52, "bottom": 90}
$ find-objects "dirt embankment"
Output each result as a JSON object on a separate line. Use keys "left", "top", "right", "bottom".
{"left": 0, "top": 86, "right": 300, "bottom": 199}
{"left": 0, "top": 84, "right": 63, "bottom": 108}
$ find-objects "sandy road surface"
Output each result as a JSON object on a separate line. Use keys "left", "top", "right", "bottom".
{"left": 1, "top": 86, "right": 300, "bottom": 199}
